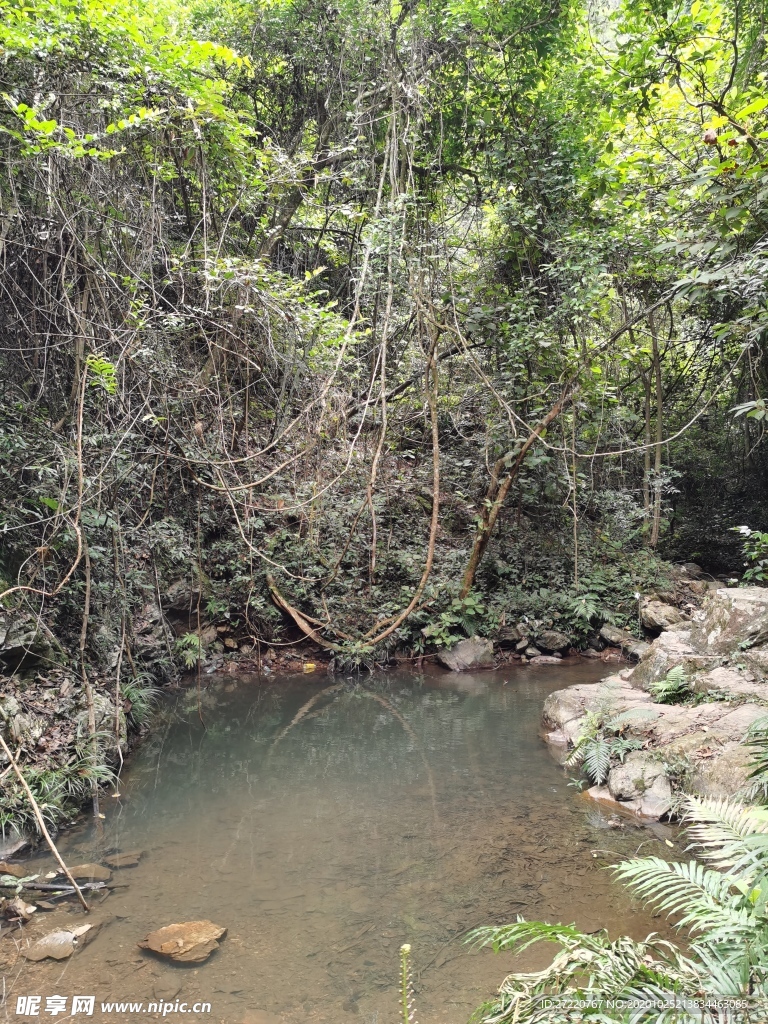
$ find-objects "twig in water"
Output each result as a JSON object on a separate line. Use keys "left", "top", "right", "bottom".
{"left": 0, "top": 732, "right": 89, "bottom": 911}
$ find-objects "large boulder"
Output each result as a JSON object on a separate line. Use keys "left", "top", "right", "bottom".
{"left": 608, "top": 751, "right": 666, "bottom": 801}
{"left": 629, "top": 630, "right": 714, "bottom": 690}
{"left": 639, "top": 597, "right": 684, "bottom": 632}
{"left": 689, "top": 587, "right": 768, "bottom": 654}
{"left": 538, "top": 629, "right": 571, "bottom": 652}
{"left": 542, "top": 676, "right": 656, "bottom": 746}
{"left": 599, "top": 625, "right": 651, "bottom": 661}
{"left": 437, "top": 636, "right": 495, "bottom": 672}
{"left": 689, "top": 742, "right": 753, "bottom": 799}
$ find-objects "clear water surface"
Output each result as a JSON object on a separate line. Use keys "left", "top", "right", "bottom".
{"left": 3, "top": 664, "right": 675, "bottom": 1024}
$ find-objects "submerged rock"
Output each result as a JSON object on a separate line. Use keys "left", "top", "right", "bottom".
{"left": 140, "top": 920, "right": 227, "bottom": 963}
{"left": 62, "top": 863, "right": 112, "bottom": 882}
{"left": 437, "top": 636, "right": 494, "bottom": 672}
{"left": 0, "top": 860, "right": 31, "bottom": 878}
{"left": 104, "top": 851, "right": 143, "bottom": 869}
{"left": 6, "top": 897, "right": 36, "bottom": 921}
{"left": 22, "top": 923, "right": 99, "bottom": 961}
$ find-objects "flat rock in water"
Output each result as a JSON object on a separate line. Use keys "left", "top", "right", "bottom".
{"left": 0, "top": 860, "right": 31, "bottom": 878}
{"left": 529, "top": 655, "right": 562, "bottom": 665}
{"left": 22, "top": 923, "right": 97, "bottom": 962}
{"left": 62, "top": 863, "right": 112, "bottom": 882}
{"left": 7, "top": 897, "right": 36, "bottom": 921}
{"left": 104, "top": 851, "right": 142, "bottom": 869}
{"left": 139, "top": 920, "right": 227, "bottom": 963}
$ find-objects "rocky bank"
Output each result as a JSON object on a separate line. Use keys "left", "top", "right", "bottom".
{"left": 543, "top": 587, "right": 768, "bottom": 818}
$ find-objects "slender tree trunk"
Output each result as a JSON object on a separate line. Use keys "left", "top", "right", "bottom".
{"left": 459, "top": 389, "right": 574, "bottom": 598}
{"left": 649, "top": 307, "right": 664, "bottom": 549}
{"left": 643, "top": 369, "right": 652, "bottom": 536}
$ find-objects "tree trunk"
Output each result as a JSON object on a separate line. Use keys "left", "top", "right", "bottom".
{"left": 459, "top": 389, "right": 574, "bottom": 598}
{"left": 649, "top": 308, "right": 663, "bottom": 549}
{"left": 643, "top": 369, "right": 652, "bottom": 536}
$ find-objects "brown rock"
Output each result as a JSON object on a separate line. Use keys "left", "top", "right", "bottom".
{"left": 538, "top": 629, "right": 571, "bottom": 652}
{"left": 639, "top": 598, "right": 684, "bottom": 632}
{"left": 7, "top": 897, "right": 36, "bottom": 921}
{"left": 63, "top": 863, "right": 112, "bottom": 882}
{"left": 599, "top": 625, "right": 650, "bottom": 660}
{"left": 0, "top": 860, "right": 31, "bottom": 878}
{"left": 103, "top": 851, "right": 142, "bottom": 869}
{"left": 139, "top": 920, "right": 227, "bottom": 963}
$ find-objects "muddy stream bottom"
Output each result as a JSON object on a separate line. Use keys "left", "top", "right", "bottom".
{"left": 2, "top": 664, "right": 677, "bottom": 1024}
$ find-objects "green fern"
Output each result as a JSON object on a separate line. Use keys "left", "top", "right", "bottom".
{"left": 745, "top": 715, "right": 768, "bottom": 803}
{"left": 581, "top": 736, "right": 612, "bottom": 784}
{"left": 469, "top": 795, "right": 768, "bottom": 1023}
{"left": 649, "top": 665, "right": 689, "bottom": 704}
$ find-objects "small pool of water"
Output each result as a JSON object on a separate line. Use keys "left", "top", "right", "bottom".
{"left": 4, "top": 664, "right": 676, "bottom": 1023}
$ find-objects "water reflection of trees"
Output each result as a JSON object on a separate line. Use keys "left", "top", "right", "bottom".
{"left": 116, "top": 674, "right": 565, "bottom": 830}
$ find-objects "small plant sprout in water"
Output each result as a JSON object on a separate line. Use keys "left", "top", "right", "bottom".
{"left": 400, "top": 944, "right": 418, "bottom": 1024}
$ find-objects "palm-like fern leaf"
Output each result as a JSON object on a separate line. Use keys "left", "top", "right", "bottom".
{"left": 582, "top": 737, "right": 612, "bottom": 784}
{"left": 472, "top": 796, "right": 768, "bottom": 1023}
{"left": 470, "top": 924, "right": 720, "bottom": 1023}
{"left": 614, "top": 856, "right": 760, "bottom": 944}
{"left": 683, "top": 795, "right": 768, "bottom": 867}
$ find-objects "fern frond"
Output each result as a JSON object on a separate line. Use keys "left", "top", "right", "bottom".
{"left": 615, "top": 857, "right": 758, "bottom": 943}
{"left": 606, "top": 708, "right": 658, "bottom": 730}
{"left": 583, "top": 736, "right": 612, "bottom": 784}
{"left": 683, "top": 795, "right": 768, "bottom": 867}
{"left": 468, "top": 920, "right": 595, "bottom": 956}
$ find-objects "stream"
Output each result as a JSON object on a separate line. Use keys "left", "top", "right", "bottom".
{"left": 2, "top": 663, "right": 676, "bottom": 1023}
